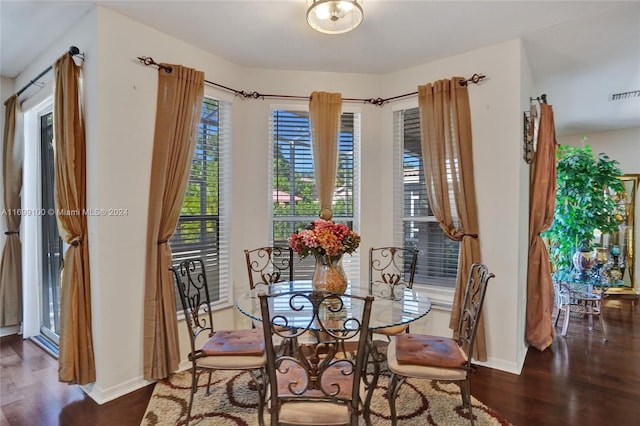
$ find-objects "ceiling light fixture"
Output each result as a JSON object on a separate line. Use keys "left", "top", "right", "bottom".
{"left": 306, "top": 0, "right": 364, "bottom": 35}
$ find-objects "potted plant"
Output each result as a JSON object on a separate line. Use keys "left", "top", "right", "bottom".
{"left": 543, "top": 144, "right": 624, "bottom": 277}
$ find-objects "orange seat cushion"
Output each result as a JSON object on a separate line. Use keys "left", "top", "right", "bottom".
{"left": 201, "top": 329, "right": 265, "bottom": 356}
{"left": 395, "top": 334, "right": 466, "bottom": 368}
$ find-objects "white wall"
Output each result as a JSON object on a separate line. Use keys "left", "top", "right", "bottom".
{"left": 558, "top": 128, "right": 640, "bottom": 174}
{"left": 518, "top": 40, "right": 538, "bottom": 367}
{"left": 11, "top": 4, "right": 540, "bottom": 403}
{"left": 379, "top": 39, "right": 530, "bottom": 373}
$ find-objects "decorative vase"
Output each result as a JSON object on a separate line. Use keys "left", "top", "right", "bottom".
{"left": 312, "top": 253, "right": 348, "bottom": 294}
{"left": 572, "top": 240, "right": 595, "bottom": 280}
{"left": 572, "top": 249, "right": 595, "bottom": 271}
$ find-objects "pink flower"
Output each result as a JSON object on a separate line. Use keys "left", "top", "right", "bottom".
{"left": 288, "top": 219, "right": 360, "bottom": 258}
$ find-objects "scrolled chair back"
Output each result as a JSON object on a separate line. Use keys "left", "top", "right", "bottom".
{"left": 258, "top": 290, "right": 374, "bottom": 425}
{"left": 245, "top": 246, "right": 294, "bottom": 289}
{"left": 369, "top": 247, "right": 418, "bottom": 301}
{"left": 456, "top": 262, "right": 493, "bottom": 358}
{"left": 172, "top": 258, "right": 214, "bottom": 350}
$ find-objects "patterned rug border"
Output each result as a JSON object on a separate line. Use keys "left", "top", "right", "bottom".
{"left": 141, "top": 369, "right": 511, "bottom": 426}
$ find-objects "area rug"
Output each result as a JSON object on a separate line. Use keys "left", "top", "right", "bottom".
{"left": 141, "top": 369, "right": 511, "bottom": 426}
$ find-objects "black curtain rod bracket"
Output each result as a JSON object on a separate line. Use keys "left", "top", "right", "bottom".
{"left": 459, "top": 73, "right": 486, "bottom": 86}
{"left": 137, "top": 56, "right": 172, "bottom": 73}
{"left": 137, "top": 54, "right": 486, "bottom": 106}
{"left": 69, "top": 46, "right": 85, "bottom": 61}
{"left": 530, "top": 93, "right": 547, "bottom": 104}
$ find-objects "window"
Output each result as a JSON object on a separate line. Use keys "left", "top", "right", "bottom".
{"left": 171, "top": 96, "right": 232, "bottom": 309}
{"left": 270, "top": 109, "right": 360, "bottom": 279}
{"left": 394, "top": 107, "right": 459, "bottom": 287}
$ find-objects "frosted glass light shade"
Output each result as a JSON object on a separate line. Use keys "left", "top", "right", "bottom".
{"left": 306, "top": 0, "right": 364, "bottom": 34}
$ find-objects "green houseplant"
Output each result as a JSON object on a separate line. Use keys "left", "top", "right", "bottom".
{"left": 543, "top": 144, "right": 624, "bottom": 273}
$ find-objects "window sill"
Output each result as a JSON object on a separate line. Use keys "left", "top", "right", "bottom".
{"left": 414, "top": 283, "right": 454, "bottom": 310}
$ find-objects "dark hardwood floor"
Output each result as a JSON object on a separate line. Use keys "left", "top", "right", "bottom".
{"left": 473, "top": 295, "right": 640, "bottom": 426}
{"left": 0, "top": 336, "right": 153, "bottom": 426}
{"left": 1, "top": 296, "right": 638, "bottom": 425}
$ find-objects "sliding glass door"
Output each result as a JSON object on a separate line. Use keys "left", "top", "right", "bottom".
{"left": 39, "top": 111, "right": 62, "bottom": 349}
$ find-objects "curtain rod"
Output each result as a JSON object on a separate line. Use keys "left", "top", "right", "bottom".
{"left": 137, "top": 56, "right": 486, "bottom": 106}
{"left": 15, "top": 46, "right": 85, "bottom": 97}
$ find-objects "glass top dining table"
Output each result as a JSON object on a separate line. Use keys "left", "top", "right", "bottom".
{"left": 235, "top": 280, "right": 432, "bottom": 331}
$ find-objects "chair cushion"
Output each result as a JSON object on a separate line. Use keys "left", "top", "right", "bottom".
{"left": 279, "top": 401, "right": 350, "bottom": 425}
{"left": 201, "top": 329, "right": 265, "bottom": 356}
{"left": 196, "top": 353, "right": 266, "bottom": 369}
{"left": 395, "top": 334, "right": 466, "bottom": 368}
{"left": 273, "top": 358, "right": 364, "bottom": 425}
{"left": 387, "top": 338, "right": 467, "bottom": 381}
{"left": 373, "top": 324, "right": 409, "bottom": 336}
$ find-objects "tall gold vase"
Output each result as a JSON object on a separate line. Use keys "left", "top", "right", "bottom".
{"left": 312, "top": 254, "right": 347, "bottom": 293}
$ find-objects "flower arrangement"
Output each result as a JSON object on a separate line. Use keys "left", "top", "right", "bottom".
{"left": 288, "top": 219, "right": 361, "bottom": 259}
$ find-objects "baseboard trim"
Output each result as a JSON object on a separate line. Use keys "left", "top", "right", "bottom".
{"left": 474, "top": 355, "right": 524, "bottom": 375}
{"left": 0, "top": 325, "right": 21, "bottom": 337}
{"left": 83, "top": 376, "right": 156, "bottom": 405}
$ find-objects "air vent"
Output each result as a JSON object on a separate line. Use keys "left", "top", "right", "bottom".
{"left": 609, "top": 90, "right": 640, "bottom": 101}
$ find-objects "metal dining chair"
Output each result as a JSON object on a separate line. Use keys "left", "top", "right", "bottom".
{"left": 386, "top": 263, "right": 494, "bottom": 425}
{"left": 258, "top": 290, "right": 374, "bottom": 425}
{"left": 173, "top": 257, "right": 267, "bottom": 426}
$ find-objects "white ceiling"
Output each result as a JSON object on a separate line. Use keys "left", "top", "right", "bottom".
{"left": 1, "top": 0, "right": 639, "bottom": 137}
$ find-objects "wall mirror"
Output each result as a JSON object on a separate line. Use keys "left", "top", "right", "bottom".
{"left": 606, "top": 174, "right": 638, "bottom": 295}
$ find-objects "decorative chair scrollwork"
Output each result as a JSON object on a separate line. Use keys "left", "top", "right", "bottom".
{"left": 173, "top": 258, "right": 267, "bottom": 426}
{"left": 386, "top": 263, "right": 494, "bottom": 425}
{"left": 258, "top": 290, "right": 374, "bottom": 425}
{"left": 244, "top": 246, "right": 294, "bottom": 289}
{"left": 368, "top": 247, "right": 418, "bottom": 337}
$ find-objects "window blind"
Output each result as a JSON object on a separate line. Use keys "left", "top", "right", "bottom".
{"left": 171, "top": 96, "right": 232, "bottom": 308}
{"left": 394, "top": 107, "right": 459, "bottom": 286}
{"left": 270, "top": 109, "right": 360, "bottom": 280}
